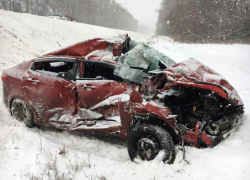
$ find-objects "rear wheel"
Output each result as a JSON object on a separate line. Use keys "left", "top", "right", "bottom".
{"left": 11, "top": 99, "right": 34, "bottom": 127}
{"left": 127, "top": 123, "right": 176, "bottom": 164}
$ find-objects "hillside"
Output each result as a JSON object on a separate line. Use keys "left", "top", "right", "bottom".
{"left": 0, "top": 10, "right": 250, "bottom": 180}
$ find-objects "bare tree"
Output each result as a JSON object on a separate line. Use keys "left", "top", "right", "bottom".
{"left": 156, "top": 0, "right": 250, "bottom": 43}
{"left": 0, "top": 0, "right": 138, "bottom": 32}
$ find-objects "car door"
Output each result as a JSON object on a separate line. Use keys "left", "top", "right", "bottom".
{"left": 76, "top": 62, "right": 130, "bottom": 120}
{"left": 21, "top": 58, "right": 77, "bottom": 125}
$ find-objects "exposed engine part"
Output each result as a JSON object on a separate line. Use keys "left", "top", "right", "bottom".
{"left": 158, "top": 85, "right": 244, "bottom": 143}
{"left": 205, "top": 121, "right": 220, "bottom": 135}
{"left": 197, "top": 115, "right": 210, "bottom": 148}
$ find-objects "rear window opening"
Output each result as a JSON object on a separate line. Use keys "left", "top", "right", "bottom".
{"left": 32, "top": 61, "right": 75, "bottom": 81}
{"left": 37, "top": 61, "right": 73, "bottom": 73}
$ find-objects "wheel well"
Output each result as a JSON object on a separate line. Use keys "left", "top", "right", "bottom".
{"left": 9, "top": 98, "right": 15, "bottom": 115}
{"left": 127, "top": 120, "right": 176, "bottom": 163}
{"left": 10, "top": 98, "right": 35, "bottom": 127}
{"left": 130, "top": 115, "right": 179, "bottom": 144}
{"left": 9, "top": 98, "right": 33, "bottom": 117}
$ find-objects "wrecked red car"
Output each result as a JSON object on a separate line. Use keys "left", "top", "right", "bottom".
{"left": 2, "top": 34, "right": 244, "bottom": 164}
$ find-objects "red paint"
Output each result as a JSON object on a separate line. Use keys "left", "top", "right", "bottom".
{"left": 45, "top": 34, "right": 128, "bottom": 63}
{"left": 184, "top": 122, "right": 212, "bottom": 147}
{"left": 2, "top": 34, "right": 243, "bottom": 148}
{"left": 1, "top": 73, "right": 8, "bottom": 81}
{"left": 22, "top": 70, "right": 76, "bottom": 123}
{"left": 163, "top": 58, "right": 243, "bottom": 105}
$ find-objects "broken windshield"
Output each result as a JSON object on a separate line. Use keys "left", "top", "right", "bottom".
{"left": 114, "top": 43, "right": 176, "bottom": 84}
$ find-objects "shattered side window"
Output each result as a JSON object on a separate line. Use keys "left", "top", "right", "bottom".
{"left": 33, "top": 61, "right": 76, "bottom": 81}
{"left": 83, "top": 62, "right": 121, "bottom": 81}
{"left": 36, "top": 61, "right": 73, "bottom": 74}
{"left": 114, "top": 43, "right": 176, "bottom": 84}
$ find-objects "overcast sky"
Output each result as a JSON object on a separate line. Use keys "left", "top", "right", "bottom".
{"left": 114, "top": 0, "right": 162, "bottom": 32}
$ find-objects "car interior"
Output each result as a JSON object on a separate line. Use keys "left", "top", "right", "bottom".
{"left": 83, "top": 63, "right": 123, "bottom": 82}
{"left": 84, "top": 63, "right": 115, "bottom": 80}
{"left": 33, "top": 60, "right": 123, "bottom": 82}
{"left": 33, "top": 61, "right": 75, "bottom": 80}
{"left": 37, "top": 61, "right": 73, "bottom": 73}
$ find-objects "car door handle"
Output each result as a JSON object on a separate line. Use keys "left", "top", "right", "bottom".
{"left": 81, "top": 85, "right": 96, "bottom": 89}
{"left": 27, "top": 78, "right": 40, "bottom": 84}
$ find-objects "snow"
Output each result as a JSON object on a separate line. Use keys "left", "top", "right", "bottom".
{"left": 1, "top": 9, "right": 250, "bottom": 180}
{"left": 108, "top": 116, "right": 122, "bottom": 123}
{"left": 78, "top": 107, "right": 103, "bottom": 119}
{"left": 84, "top": 49, "right": 116, "bottom": 62}
{"left": 71, "top": 120, "right": 121, "bottom": 131}
{"left": 90, "top": 94, "right": 130, "bottom": 110}
{"left": 57, "top": 114, "right": 73, "bottom": 124}
{"left": 203, "top": 73, "right": 223, "bottom": 84}
{"left": 157, "top": 89, "right": 177, "bottom": 99}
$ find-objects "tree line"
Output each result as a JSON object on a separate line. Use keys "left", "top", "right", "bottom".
{"left": 0, "top": 0, "right": 138, "bottom": 32}
{"left": 156, "top": 0, "right": 250, "bottom": 43}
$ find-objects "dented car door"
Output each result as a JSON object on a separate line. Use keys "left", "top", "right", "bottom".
{"left": 22, "top": 59, "right": 77, "bottom": 125}
{"left": 76, "top": 80, "right": 130, "bottom": 119}
{"left": 76, "top": 62, "right": 130, "bottom": 121}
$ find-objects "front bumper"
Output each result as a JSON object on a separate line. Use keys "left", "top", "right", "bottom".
{"left": 183, "top": 107, "right": 244, "bottom": 148}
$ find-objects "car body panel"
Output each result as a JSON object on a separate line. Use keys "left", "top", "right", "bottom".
{"left": 76, "top": 80, "right": 130, "bottom": 119}
{"left": 45, "top": 34, "right": 130, "bottom": 62}
{"left": 163, "top": 58, "right": 243, "bottom": 105}
{"left": 22, "top": 70, "right": 76, "bottom": 124}
{"left": 2, "top": 60, "right": 34, "bottom": 107}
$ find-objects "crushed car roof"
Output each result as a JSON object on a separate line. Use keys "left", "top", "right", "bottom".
{"left": 44, "top": 34, "right": 130, "bottom": 63}
{"left": 42, "top": 34, "right": 176, "bottom": 84}
{"left": 41, "top": 34, "right": 242, "bottom": 105}
{"left": 43, "top": 34, "right": 176, "bottom": 67}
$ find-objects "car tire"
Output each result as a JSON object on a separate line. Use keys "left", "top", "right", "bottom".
{"left": 127, "top": 123, "right": 176, "bottom": 164}
{"left": 11, "top": 99, "right": 34, "bottom": 128}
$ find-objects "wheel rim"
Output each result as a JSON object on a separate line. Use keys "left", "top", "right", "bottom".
{"left": 12, "top": 100, "right": 28, "bottom": 123}
{"left": 135, "top": 134, "right": 161, "bottom": 161}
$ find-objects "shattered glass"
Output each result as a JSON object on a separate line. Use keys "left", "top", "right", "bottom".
{"left": 114, "top": 43, "right": 176, "bottom": 84}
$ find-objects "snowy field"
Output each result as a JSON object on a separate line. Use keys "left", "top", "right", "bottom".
{"left": 0, "top": 10, "right": 250, "bottom": 180}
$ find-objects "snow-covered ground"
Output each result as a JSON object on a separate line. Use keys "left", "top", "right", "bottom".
{"left": 0, "top": 9, "right": 250, "bottom": 180}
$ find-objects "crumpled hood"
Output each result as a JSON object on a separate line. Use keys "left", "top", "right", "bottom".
{"left": 164, "top": 58, "right": 243, "bottom": 105}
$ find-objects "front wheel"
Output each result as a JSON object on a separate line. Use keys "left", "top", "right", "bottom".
{"left": 11, "top": 99, "right": 34, "bottom": 127}
{"left": 127, "top": 123, "right": 176, "bottom": 164}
